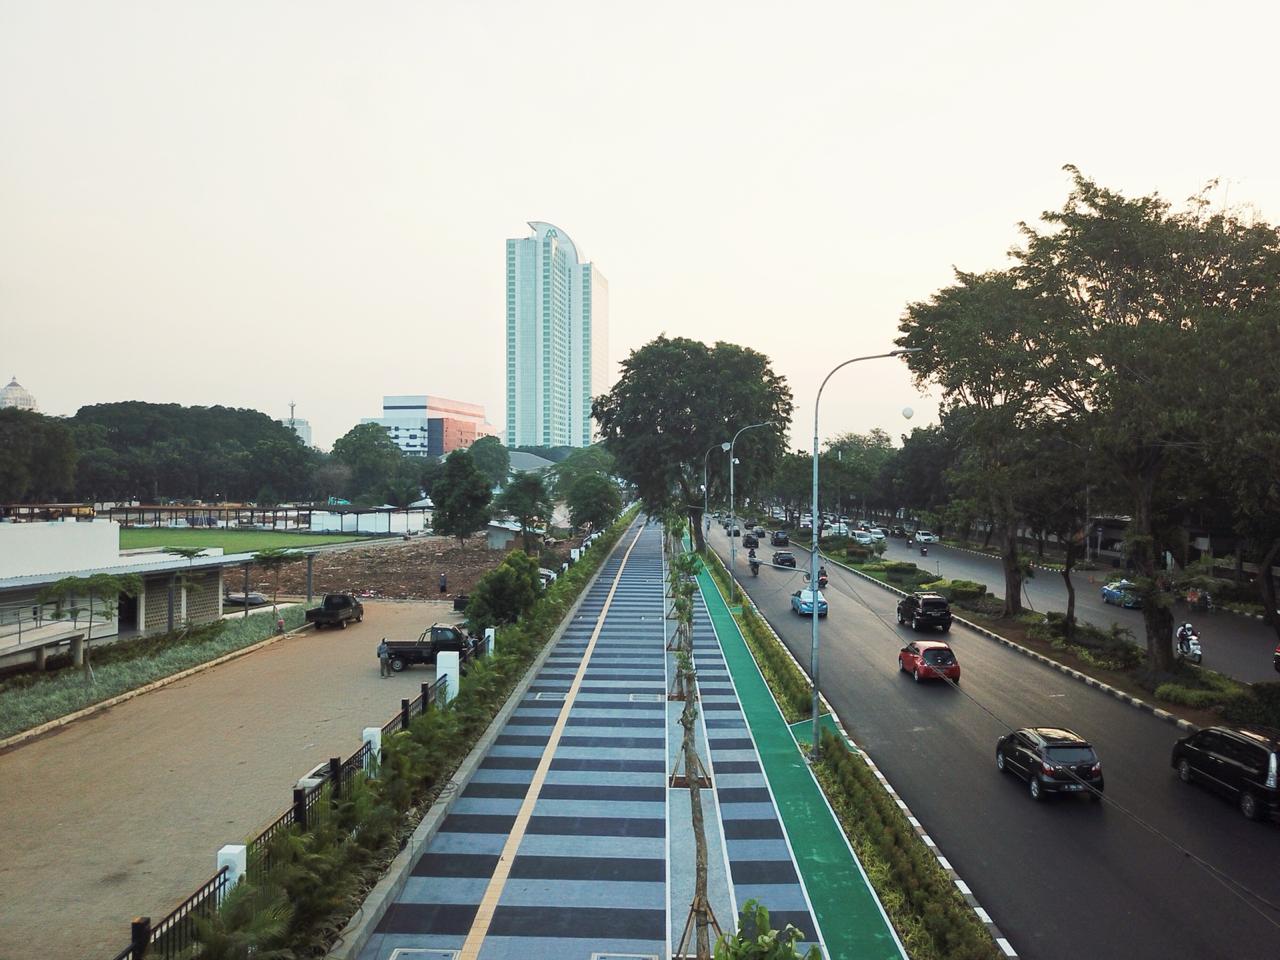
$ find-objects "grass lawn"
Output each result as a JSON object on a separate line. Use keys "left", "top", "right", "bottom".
{"left": 119, "top": 528, "right": 372, "bottom": 552}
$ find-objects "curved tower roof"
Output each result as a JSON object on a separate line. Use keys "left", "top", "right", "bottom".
{"left": 0, "top": 377, "right": 37, "bottom": 412}
{"left": 527, "top": 221, "right": 583, "bottom": 264}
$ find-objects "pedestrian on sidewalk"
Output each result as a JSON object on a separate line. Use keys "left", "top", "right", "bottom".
{"left": 377, "top": 639, "right": 391, "bottom": 677}
{"left": 439, "top": 573, "right": 447, "bottom": 595}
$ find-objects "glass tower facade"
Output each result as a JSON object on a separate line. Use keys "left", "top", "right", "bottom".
{"left": 506, "top": 222, "right": 608, "bottom": 448}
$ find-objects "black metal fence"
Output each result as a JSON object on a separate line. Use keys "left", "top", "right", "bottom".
{"left": 108, "top": 638, "right": 490, "bottom": 959}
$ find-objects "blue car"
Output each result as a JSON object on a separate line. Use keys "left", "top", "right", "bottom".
{"left": 791, "top": 588, "right": 828, "bottom": 618}
{"left": 1101, "top": 579, "right": 1142, "bottom": 608}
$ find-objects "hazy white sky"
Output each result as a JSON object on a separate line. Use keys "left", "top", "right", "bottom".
{"left": 4, "top": 1, "right": 1278, "bottom": 450}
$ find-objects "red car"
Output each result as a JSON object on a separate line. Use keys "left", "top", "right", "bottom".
{"left": 898, "top": 640, "right": 961, "bottom": 684}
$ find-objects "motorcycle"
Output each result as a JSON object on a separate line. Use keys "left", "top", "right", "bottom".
{"left": 920, "top": 544, "right": 929, "bottom": 557}
{"left": 1176, "top": 625, "right": 1203, "bottom": 665}
{"left": 749, "top": 559, "right": 761, "bottom": 576}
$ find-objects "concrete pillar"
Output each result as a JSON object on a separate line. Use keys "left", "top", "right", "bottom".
{"left": 34, "top": 645, "right": 47, "bottom": 671}
{"left": 70, "top": 635, "right": 84, "bottom": 667}
{"left": 571, "top": 548, "right": 581, "bottom": 563}
{"left": 217, "top": 844, "right": 247, "bottom": 887}
{"left": 362, "top": 727, "right": 382, "bottom": 770}
{"left": 306, "top": 555, "right": 314, "bottom": 605}
{"left": 484, "top": 627, "right": 495, "bottom": 657}
{"left": 436, "top": 650, "right": 460, "bottom": 704}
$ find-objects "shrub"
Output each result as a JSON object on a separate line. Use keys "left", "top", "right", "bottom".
{"left": 465, "top": 551, "right": 543, "bottom": 631}
{"left": 1222, "top": 681, "right": 1280, "bottom": 727}
{"left": 948, "top": 580, "right": 987, "bottom": 601}
{"left": 845, "top": 545, "right": 873, "bottom": 562}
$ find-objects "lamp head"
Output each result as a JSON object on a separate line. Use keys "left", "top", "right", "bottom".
{"left": 890, "top": 348, "right": 922, "bottom": 357}
{"left": 721, "top": 442, "right": 731, "bottom": 452}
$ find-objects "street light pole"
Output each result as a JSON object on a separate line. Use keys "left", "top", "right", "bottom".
{"left": 730, "top": 422, "right": 773, "bottom": 599}
{"left": 809, "top": 349, "right": 918, "bottom": 759}
{"left": 703, "top": 440, "right": 731, "bottom": 547}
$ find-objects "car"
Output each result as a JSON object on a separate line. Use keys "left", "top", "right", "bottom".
{"left": 914, "top": 530, "right": 939, "bottom": 543}
{"left": 897, "top": 592, "right": 952, "bottom": 632}
{"left": 742, "top": 533, "right": 759, "bottom": 549}
{"left": 305, "top": 593, "right": 365, "bottom": 629}
{"left": 753, "top": 526, "right": 766, "bottom": 537}
{"left": 1170, "top": 725, "right": 1280, "bottom": 821}
{"left": 891, "top": 525, "right": 907, "bottom": 538}
{"left": 898, "top": 639, "right": 961, "bottom": 684}
{"left": 1101, "top": 579, "right": 1142, "bottom": 608}
{"left": 869, "top": 528, "right": 886, "bottom": 542}
{"left": 996, "top": 727, "right": 1105, "bottom": 801}
{"left": 729, "top": 526, "right": 741, "bottom": 537}
{"left": 790, "top": 588, "right": 828, "bottom": 617}
{"left": 772, "top": 551, "right": 797, "bottom": 568}
{"left": 852, "top": 530, "right": 874, "bottom": 546}
{"left": 771, "top": 530, "right": 790, "bottom": 546}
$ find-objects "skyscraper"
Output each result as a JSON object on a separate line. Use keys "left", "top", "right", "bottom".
{"left": 505, "top": 221, "right": 608, "bottom": 448}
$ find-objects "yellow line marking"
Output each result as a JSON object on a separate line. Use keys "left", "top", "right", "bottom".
{"left": 457, "top": 523, "right": 647, "bottom": 959}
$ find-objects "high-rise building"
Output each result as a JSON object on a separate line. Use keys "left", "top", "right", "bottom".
{"left": 279, "top": 402, "right": 313, "bottom": 447}
{"left": 362, "top": 395, "right": 497, "bottom": 458}
{"left": 0, "top": 377, "right": 38, "bottom": 412}
{"left": 505, "top": 221, "right": 608, "bottom": 448}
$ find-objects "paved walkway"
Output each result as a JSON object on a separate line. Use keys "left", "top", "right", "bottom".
{"left": 0, "top": 600, "right": 457, "bottom": 960}
{"left": 360, "top": 522, "right": 888, "bottom": 959}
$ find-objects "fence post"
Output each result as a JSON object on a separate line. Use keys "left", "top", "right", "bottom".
{"left": 217, "top": 844, "right": 247, "bottom": 888}
{"left": 421, "top": 680, "right": 432, "bottom": 707}
{"left": 361, "top": 727, "right": 381, "bottom": 771}
{"left": 400, "top": 698, "right": 410, "bottom": 731}
{"left": 292, "top": 786, "right": 307, "bottom": 832}
{"left": 328, "top": 756, "right": 342, "bottom": 802}
{"left": 436, "top": 650, "right": 460, "bottom": 704}
{"left": 484, "top": 627, "right": 495, "bottom": 657}
{"left": 131, "top": 917, "right": 151, "bottom": 957}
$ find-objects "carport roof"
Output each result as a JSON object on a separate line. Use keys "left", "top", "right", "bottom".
{"left": 0, "top": 551, "right": 261, "bottom": 592}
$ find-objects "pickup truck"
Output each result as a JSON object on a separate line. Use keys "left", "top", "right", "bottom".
{"left": 305, "top": 593, "right": 365, "bottom": 629}
{"left": 384, "top": 623, "right": 475, "bottom": 672}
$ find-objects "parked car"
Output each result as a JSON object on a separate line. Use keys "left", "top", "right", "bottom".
{"left": 897, "top": 592, "right": 952, "bottom": 632}
{"left": 996, "top": 727, "right": 1105, "bottom": 801}
{"left": 223, "top": 590, "right": 268, "bottom": 608}
{"left": 771, "top": 530, "right": 790, "bottom": 547}
{"left": 898, "top": 639, "right": 961, "bottom": 684}
{"left": 790, "top": 588, "right": 828, "bottom": 617}
{"left": 1171, "top": 725, "right": 1280, "bottom": 821}
{"left": 914, "top": 530, "right": 939, "bottom": 543}
{"left": 1101, "top": 579, "right": 1142, "bottom": 608}
{"left": 383, "top": 623, "right": 476, "bottom": 673}
{"left": 742, "top": 533, "right": 759, "bottom": 549}
{"left": 305, "top": 593, "right": 365, "bottom": 629}
{"left": 772, "top": 551, "right": 797, "bottom": 568}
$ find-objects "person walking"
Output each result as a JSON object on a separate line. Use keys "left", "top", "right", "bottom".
{"left": 377, "top": 639, "right": 391, "bottom": 677}
{"left": 439, "top": 573, "right": 447, "bottom": 595}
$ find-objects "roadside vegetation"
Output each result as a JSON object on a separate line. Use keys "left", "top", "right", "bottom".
{"left": 120, "top": 529, "right": 368, "bottom": 552}
{"left": 0, "top": 608, "right": 306, "bottom": 741}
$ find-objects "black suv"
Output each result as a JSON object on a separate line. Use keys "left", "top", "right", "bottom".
{"left": 997, "top": 727, "right": 1104, "bottom": 801}
{"left": 771, "top": 530, "right": 790, "bottom": 546}
{"left": 896, "top": 592, "right": 952, "bottom": 632}
{"left": 742, "top": 533, "right": 759, "bottom": 549}
{"left": 1171, "top": 725, "right": 1280, "bottom": 821}
{"left": 771, "top": 551, "right": 796, "bottom": 568}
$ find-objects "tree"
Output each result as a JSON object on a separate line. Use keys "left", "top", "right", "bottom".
{"left": 252, "top": 548, "right": 300, "bottom": 616}
{"left": 332, "top": 423, "right": 405, "bottom": 501}
{"left": 465, "top": 551, "right": 542, "bottom": 631}
{"left": 495, "top": 472, "right": 551, "bottom": 553}
{"left": 431, "top": 449, "right": 493, "bottom": 545}
{"left": 714, "top": 899, "right": 819, "bottom": 959}
{"left": 467, "top": 436, "right": 510, "bottom": 488}
{"left": 549, "top": 444, "right": 616, "bottom": 497}
{"left": 37, "top": 573, "right": 142, "bottom": 682}
{"left": 0, "top": 409, "right": 77, "bottom": 502}
{"left": 593, "top": 336, "right": 793, "bottom": 552}
{"left": 567, "top": 473, "right": 623, "bottom": 532}
{"left": 163, "top": 546, "right": 207, "bottom": 632}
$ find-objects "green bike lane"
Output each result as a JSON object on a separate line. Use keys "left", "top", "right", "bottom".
{"left": 696, "top": 564, "right": 904, "bottom": 960}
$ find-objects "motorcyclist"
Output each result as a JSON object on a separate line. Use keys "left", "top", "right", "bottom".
{"left": 747, "top": 547, "right": 757, "bottom": 560}
{"left": 818, "top": 565, "right": 829, "bottom": 588}
{"left": 749, "top": 558, "right": 761, "bottom": 576}
{"left": 1176, "top": 622, "right": 1196, "bottom": 650}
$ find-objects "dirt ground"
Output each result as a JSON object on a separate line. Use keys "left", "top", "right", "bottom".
{"left": 0, "top": 601, "right": 459, "bottom": 960}
{"left": 267, "top": 533, "right": 575, "bottom": 602}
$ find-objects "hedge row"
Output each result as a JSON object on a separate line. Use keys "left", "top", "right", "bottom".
{"left": 816, "top": 728, "right": 1003, "bottom": 960}
{"left": 189, "top": 507, "right": 639, "bottom": 957}
{"left": 702, "top": 550, "right": 813, "bottom": 723}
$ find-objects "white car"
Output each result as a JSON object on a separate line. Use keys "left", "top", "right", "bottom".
{"left": 869, "top": 529, "right": 886, "bottom": 542}
{"left": 914, "top": 530, "right": 940, "bottom": 543}
{"left": 853, "top": 530, "right": 875, "bottom": 546}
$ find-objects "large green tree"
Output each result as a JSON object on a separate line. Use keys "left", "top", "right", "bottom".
{"left": 593, "top": 336, "right": 793, "bottom": 551}
{"left": 494, "top": 472, "right": 551, "bottom": 553}
{"left": 0, "top": 409, "right": 77, "bottom": 503}
{"left": 331, "top": 423, "right": 405, "bottom": 501}
{"left": 549, "top": 444, "right": 615, "bottom": 497}
{"left": 566, "top": 472, "right": 623, "bottom": 532}
{"left": 431, "top": 449, "right": 493, "bottom": 545}
{"left": 468, "top": 435, "right": 510, "bottom": 487}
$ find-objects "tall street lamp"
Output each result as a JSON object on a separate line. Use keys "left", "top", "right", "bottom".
{"left": 730, "top": 421, "right": 774, "bottom": 598}
{"left": 703, "top": 440, "right": 731, "bottom": 544}
{"left": 808, "top": 349, "right": 919, "bottom": 758}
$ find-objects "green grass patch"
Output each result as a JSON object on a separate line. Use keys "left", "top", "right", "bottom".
{"left": 0, "top": 608, "right": 306, "bottom": 740}
{"left": 119, "top": 528, "right": 371, "bottom": 552}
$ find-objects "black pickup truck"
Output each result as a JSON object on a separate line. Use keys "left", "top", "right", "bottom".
{"left": 384, "top": 623, "right": 475, "bottom": 672}
{"left": 305, "top": 593, "right": 365, "bottom": 629}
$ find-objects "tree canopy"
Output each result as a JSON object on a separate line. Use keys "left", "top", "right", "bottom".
{"left": 468, "top": 435, "right": 511, "bottom": 487}
{"left": 494, "top": 472, "right": 551, "bottom": 553}
{"left": 431, "top": 449, "right": 493, "bottom": 545}
{"left": 567, "top": 473, "right": 623, "bottom": 532}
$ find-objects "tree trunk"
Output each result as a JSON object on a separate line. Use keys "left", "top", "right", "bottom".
{"left": 982, "top": 522, "right": 995, "bottom": 550}
{"left": 690, "top": 506, "right": 706, "bottom": 553}
{"left": 1133, "top": 477, "right": 1175, "bottom": 671}
{"left": 681, "top": 705, "right": 711, "bottom": 960}
{"left": 1061, "top": 538, "right": 1078, "bottom": 641}
{"left": 1000, "top": 522, "right": 1024, "bottom": 618}
{"left": 1257, "top": 539, "right": 1280, "bottom": 642}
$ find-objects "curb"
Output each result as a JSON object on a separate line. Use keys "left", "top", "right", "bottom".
{"left": 327, "top": 520, "right": 637, "bottom": 960}
{"left": 823, "top": 552, "right": 1201, "bottom": 735}
{"left": 0, "top": 619, "right": 314, "bottom": 754}
{"left": 708, "top": 553, "right": 1019, "bottom": 958}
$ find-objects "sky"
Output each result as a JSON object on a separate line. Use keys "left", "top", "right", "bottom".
{"left": 3, "top": 1, "right": 1279, "bottom": 451}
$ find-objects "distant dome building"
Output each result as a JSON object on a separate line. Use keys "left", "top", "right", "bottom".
{"left": 0, "top": 377, "right": 37, "bottom": 412}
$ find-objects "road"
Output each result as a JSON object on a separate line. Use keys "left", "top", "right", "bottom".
{"left": 876, "top": 538, "right": 1280, "bottom": 684}
{"left": 710, "top": 527, "right": 1280, "bottom": 960}
{"left": 0, "top": 600, "right": 458, "bottom": 960}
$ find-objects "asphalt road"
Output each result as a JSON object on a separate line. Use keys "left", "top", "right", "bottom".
{"left": 876, "top": 538, "right": 1280, "bottom": 684}
{"left": 710, "top": 527, "right": 1280, "bottom": 960}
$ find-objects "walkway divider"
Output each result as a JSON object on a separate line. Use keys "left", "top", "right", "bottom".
{"left": 695, "top": 562, "right": 906, "bottom": 960}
